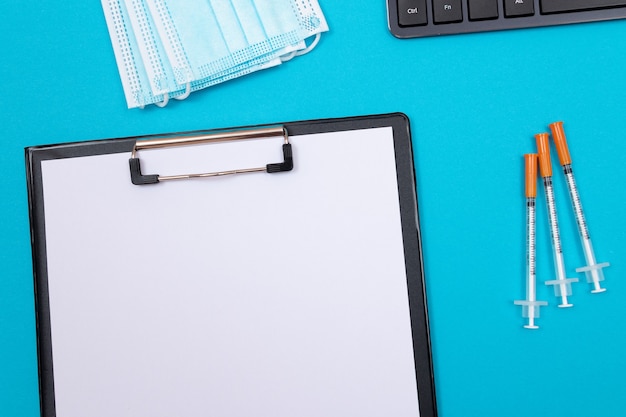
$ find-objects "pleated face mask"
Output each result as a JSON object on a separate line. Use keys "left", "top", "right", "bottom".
{"left": 102, "top": 0, "right": 328, "bottom": 108}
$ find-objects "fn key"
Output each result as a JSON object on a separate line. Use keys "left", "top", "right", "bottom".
{"left": 398, "top": 0, "right": 428, "bottom": 26}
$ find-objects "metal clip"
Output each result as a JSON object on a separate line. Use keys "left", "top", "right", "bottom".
{"left": 129, "top": 126, "right": 293, "bottom": 185}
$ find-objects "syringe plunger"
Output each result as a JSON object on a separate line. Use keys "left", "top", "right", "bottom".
{"left": 577, "top": 261, "right": 609, "bottom": 293}
{"left": 514, "top": 300, "right": 548, "bottom": 329}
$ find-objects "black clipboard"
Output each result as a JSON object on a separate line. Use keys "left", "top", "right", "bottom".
{"left": 26, "top": 113, "right": 437, "bottom": 417}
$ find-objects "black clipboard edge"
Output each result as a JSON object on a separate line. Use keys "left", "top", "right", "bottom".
{"left": 25, "top": 113, "right": 437, "bottom": 417}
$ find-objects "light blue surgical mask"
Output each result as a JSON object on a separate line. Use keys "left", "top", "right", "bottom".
{"left": 102, "top": 0, "right": 328, "bottom": 108}
{"left": 147, "top": 0, "right": 327, "bottom": 82}
{"left": 123, "top": 0, "right": 182, "bottom": 96}
{"left": 102, "top": 0, "right": 169, "bottom": 108}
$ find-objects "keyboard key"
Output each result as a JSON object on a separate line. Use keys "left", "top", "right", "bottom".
{"left": 504, "top": 0, "right": 535, "bottom": 17}
{"left": 398, "top": 0, "right": 428, "bottom": 26}
{"left": 433, "top": 0, "right": 463, "bottom": 23}
{"left": 541, "top": 0, "right": 626, "bottom": 14}
{"left": 388, "top": 0, "right": 626, "bottom": 38}
{"left": 468, "top": 0, "right": 499, "bottom": 20}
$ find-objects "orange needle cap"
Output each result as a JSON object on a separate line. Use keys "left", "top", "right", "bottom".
{"left": 549, "top": 121, "right": 572, "bottom": 166}
{"left": 524, "top": 154, "right": 538, "bottom": 198}
{"left": 535, "top": 133, "right": 552, "bottom": 178}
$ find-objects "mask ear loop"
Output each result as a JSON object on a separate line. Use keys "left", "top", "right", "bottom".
{"left": 280, "top": 33, "right": 322, "bottom": 62}
{"left": 154, "top": 92, "right": 170, "bottom": 108}
{"left": 295, "top": 33, "right": 321, "bottom": 56}
{"left": 174, "top": 82, "right": 191, "bottom": 100}
{"left": 280, "top": 51, "right": 297, "bottom": 62}
{"left": 153, "top": 82, "right": 190, "bottom": 107}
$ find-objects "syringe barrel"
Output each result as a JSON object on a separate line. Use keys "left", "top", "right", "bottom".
{"left": 542, "top": 176, "right": 575, "bottom": 299}
{"left": 563, "top": 164, "right": 608, "bottom": 290}
{"left": 526, "top": 197, "right": 537, "bottom": 302}
{"left": 543, "top": 177, "right": 563, "bottom": 257}
{"left": 563, "top": 164, "right": 591, "bottom": 243}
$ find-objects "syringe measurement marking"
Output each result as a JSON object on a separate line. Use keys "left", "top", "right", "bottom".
{"left": 526, "top": 198, "right": 537, "bottom": 304}
{"left": 564, "top": 165, "right": 590, "bottom": 240}
{"left": 527, "top": 199, "right": 536, "bottom": 279}
{"left": 543, "top": 177, "right": 562, "bottom": 254}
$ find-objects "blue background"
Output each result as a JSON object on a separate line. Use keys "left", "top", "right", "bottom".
{"left": 1, "top": 2, "right": 625, "bottom": 416}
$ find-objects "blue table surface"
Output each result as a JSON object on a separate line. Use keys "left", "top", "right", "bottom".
{"left": 1, "top": 2, "right": 625, "bottom": 417}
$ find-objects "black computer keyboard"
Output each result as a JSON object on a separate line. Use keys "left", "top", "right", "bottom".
{"left": 387, "top": 0, "right": 626, "bottom": 38}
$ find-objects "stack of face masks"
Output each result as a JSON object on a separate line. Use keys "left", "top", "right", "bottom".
{"left": 101, "top": 0, "right": 329, "bottom": 108}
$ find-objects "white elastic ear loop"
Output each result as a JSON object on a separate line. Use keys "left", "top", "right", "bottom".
{"left": 174, "top": 82, "right": 191, "bottom": 100}
{"left": 280, "top": 33, "right": 322, "bottom": 62}
{"left": 280, "top": 51, "right": 297, "bottom": 62}
{"left": 153, "top": 82, "right": 190, "bottom": 107}
{"left": 295, "top": 33, "right": 321, "bottom": 56}
{"left": 154, "top": 92, "right": 169, "bottom": 108}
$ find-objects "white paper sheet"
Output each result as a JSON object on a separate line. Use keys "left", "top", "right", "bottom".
{"left": 41, "top": 126, "right": 420, "bottom": 417}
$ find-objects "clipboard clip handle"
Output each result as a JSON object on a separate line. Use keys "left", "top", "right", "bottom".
{"left": 129, "top": 127, "right": 292, "bottom": 185}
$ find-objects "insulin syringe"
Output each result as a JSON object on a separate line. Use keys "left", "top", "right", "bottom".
{"left": 549, "top": 122, "right": 610, "bottom": 293}
{"left": 514, "top": 154, "right": 548, "bottom": 329}
{"left": 535, "top": 133, "right": 578, "bottom": 307}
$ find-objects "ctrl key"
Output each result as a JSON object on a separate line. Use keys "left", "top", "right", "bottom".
{"left": 398, "top": 0, "right": 428, "bottom": 26}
